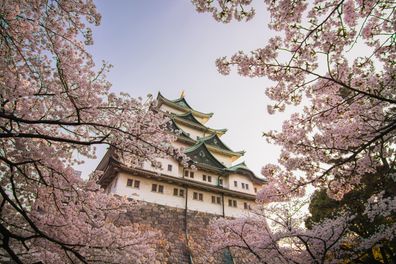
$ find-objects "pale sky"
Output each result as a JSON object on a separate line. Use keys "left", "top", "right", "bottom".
{"left": 77, "top": 1, "right": 297, "bottom": 178}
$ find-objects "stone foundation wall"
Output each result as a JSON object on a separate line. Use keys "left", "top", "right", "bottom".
{"left": 120, "top": 200, "right": 258, "bottom": 264}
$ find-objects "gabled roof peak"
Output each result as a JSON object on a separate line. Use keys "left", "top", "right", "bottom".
{"left": 171, "top": 113, "right": 227, "bottom": 137}
{"left": 227, "top": 161, "right": 265, "bottom": 183}
{"left": 157, "top": 92, "right": 214, "bottom": 118}
{"left": 185, "top": 142, "right": 226, "bottom": 169}
{"left": 197, "top": 133, "right": 245, "bottom": 156}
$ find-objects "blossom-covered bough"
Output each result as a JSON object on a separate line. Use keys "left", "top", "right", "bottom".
{"left": 0, "top": 1, "right": 184, "bottom": 263}
{"left": 193, "top": 0, "right": 396, "bottom": 262}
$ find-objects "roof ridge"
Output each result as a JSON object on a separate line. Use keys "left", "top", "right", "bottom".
{"left": 157, "top": 92, "right": 214, "bottom": 117}
{"left": 184, "top": 142, "right": 226, "bottom": 169}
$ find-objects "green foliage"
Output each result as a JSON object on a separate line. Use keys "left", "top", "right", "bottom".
{"left": 306, "top": 167, "right": 396, "bottom": 263}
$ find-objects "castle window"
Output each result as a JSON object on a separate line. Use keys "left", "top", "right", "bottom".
{"left": 126, "top": 179, "right": 133, "bottom": 187}
{"left": 246, "top": 184, "right": 249, "bottom": 190}
{"left": 203, "top": 175, "right": 207, "bottom": 181}
{"left": 208, "top": 175, "right": 212, "bottom": 182}
{"left": 167, "top": 164, "right": 172, "bottom": 172}
{"left": 193, "top": 192, "right": 203, "bottom": 201}
{"left": 234, "top": 181, "right": 237, "bottom": 187}
{"left": 218, "top": 179, "right": 223, "bottom": 186}
{"left": 212, "top": 196, "right": 221, "bottom": 204}
{"left": 184, "top": 170, "right": 188, "bottom": 177}
{"left": 134, "top": 180, "right": 140, "bottom": 189}
{"left": 190, "top": 171, "right": 194, "bottom": 178}
{"left": 241, "top": 183, "right": 245, "bottom": 189}
{"left": 126, "top": 179, "right": 140, "bottom": 189}
{"left": 244, "top": 202, "right": 249, "bottom": 209}
{"left": 173, "top": 188, "right": 184, "bottom": 197}
{"left": 152, "top": 184, "right": 164, "bottom": 193}
{"left": 254, "top": 187, "right": 257, "bottom": 193}
{"left": 228, "top": 199, "right": 237, "bottom": 207}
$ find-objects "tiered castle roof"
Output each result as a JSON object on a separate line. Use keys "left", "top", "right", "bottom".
{"left": 157, "top": 92, "right": 264, "bottom": 183}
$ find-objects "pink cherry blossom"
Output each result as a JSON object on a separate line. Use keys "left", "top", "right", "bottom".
{"left": 194, "top": 0, "right": 396, "bottom": 262}
{"left": 0, "top": 1, "right": 184, "bottom": 262}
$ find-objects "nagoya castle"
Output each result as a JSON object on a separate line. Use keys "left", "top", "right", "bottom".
{"left": 96, "top": 92, "right": 265, "bottom": 218}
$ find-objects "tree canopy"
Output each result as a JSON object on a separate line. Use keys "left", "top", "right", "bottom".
{"left": 193, "top": 0, "right": 396, "bottom": 262}
{"left": 0, "top": 1, "right": 186, "bottom": 262}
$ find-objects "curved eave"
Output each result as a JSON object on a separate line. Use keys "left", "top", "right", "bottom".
{"left": 168, "top": 119, "right": 195, "bottom": 140}
{"left": 229, "top": 169, "right": 266, "bottom": 184}
{"left": 227, "top": 162, "right": 266, "bottom": 184}
{"left": 198, "top": 134, "right": 245, "bottom": 158}
{"left": 185, "top": 142, "right": 226, "bottom": 170}
{"left": 114, "top": 163, "right": 257, "bottom": 200}
{"left": 176, "top": 112, "right": 205, "bottom": 126}
{"left": 206, "top": 145, "right": 244, "bottom": 161}
{"left": 173, "top": 116, "right": 227, "bottom": 137}
{"left": 193, "top": 162, "right": 226, "bottom": 174}
{"left": 157, "top": 92, "right": 214, "bottom": 121}
{"left": 176, "top": 136, "right": 244, "bottom": 161}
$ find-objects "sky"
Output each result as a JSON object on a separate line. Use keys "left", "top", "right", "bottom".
{"left": 77, "top": 1, "right": 297, "bottom": 178}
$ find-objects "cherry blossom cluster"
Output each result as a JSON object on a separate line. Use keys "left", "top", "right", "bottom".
{"left": 0, "top": 0, "right": 181, "bottom": 262}
{"left": 194, "top": 0, "right": 396, "bottom": 262}
{"left": 194, "top": 0, "right": 396, "bottom": 200}
{"left": 205, "top": 200, "right": 355, "bottom": 263}
{"left": 192, "top": 0, "right": 255, "bottom": 23}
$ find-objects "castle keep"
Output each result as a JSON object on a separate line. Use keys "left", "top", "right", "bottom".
{"left": 96, "top": 92, "right": 264, "bottom": 217}
{"left": 95, "top": 93, "right": 265, "bottom": 263}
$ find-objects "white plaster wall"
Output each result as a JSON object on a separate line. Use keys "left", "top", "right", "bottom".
{"left": 141, "top": 157, "right": 181, "bottom": 178}
{"left": 175, "top": 122, "right": 208, "bottom": 140}
{"left": 227, "top": 174, "right": 256, "bottom": 195}
{"left": 115, "top": 172, "right": 186, "bottom": 208}
{"left": 112, "top": 172, "right": 254, "bottom": 217}
{"left": 160, "top": 104, "right": 208, "bottom": 124}
{"left": 160, "top": 104, "right": 185, "bottom": 115}
{"left": 253, "top": 183, "right": 264, "bottom": 194}
{"left": 182, "top": 169, "right": 221, "bottom": 187}
{"left": 210, "top": 151, "right": 233, "bottom": 167}
{"left": 187, "top": 188, "right": 223, "bottom": 215}
{"left": 223, "top": 196, "right": 252, "bottom": 218}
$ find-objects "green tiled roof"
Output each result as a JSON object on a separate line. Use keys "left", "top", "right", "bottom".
{"left": 185, "top": 142, "right": 226, "bottom": 170}
{"left": 166, "top": 119, "right": 193, "bottom": 140}
{"left": 157, "top": 92, "right": 214, "bottom": 118}
{"left": 172, "top": 97, "right": 193, "bottom": 109}
{"left": 173, "top": 112, "right": 227, "bottom": 136}
{"left": 176, "top": 112, "right": 204, "bottom": 126}
{"left": 227, "top": 161, "right": 250, "bottom": 171}
{"left": 226, "top": 162, "right": 266, "bottom": 183}
{"left": 198, "top": 134, "right": 244, "bottom": 155}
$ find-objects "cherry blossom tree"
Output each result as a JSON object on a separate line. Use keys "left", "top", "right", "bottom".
{"left": 193, "top": 0, "right": 396, "bottom": 262}
{"left": 0, "top": 1, "right": 181, "bottom": 262}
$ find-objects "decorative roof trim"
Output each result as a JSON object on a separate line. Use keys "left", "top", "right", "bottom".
{"left": 175, "top": 112, "right": 205, "bottom": 126}
{"left": 167, "top": 119, "right": 194, "bottom": 140}
{"left": 226, "top": 161, "right": 266, "bottom": 184}
{"left": 102, "top": 161, "right": 257, "bottom": 200}
{"left": 198, "top": 133, "right": 245, "bottom": 156}
{"left": 157, "top": 92, "right": 214, "bottom": 118}
{"left": 185, "top": 142, "right": 226, "bottom": 169}
{"left": 173, "top": 115, "right": 227, "bottom": 137}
